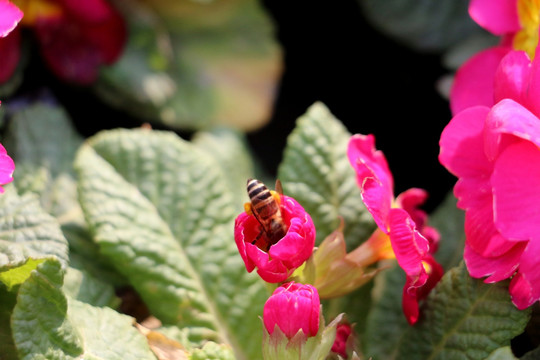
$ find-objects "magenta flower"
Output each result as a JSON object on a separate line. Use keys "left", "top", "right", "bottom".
{"left": 0, "top": 143, "right": 15, "bottom": 192}
{"left": 450, "top": 0, "right": 539, "bottom": 115}
{"left": 347, "top": 134, "right": 443, "bottom": 325}
{"left": 440, "top": 47, "right": 540, "bottom": 310}
{"left": 0, "top": 0, "right": 22, "bottom": 37}
{"left": 263, "top": 282, "right": 320, "bottom": 339}
{"left": 0, "top": 0, "right": 126, "bottom": 84}
{"left": 234, "top": 194, "right": 316, "bottom": 283}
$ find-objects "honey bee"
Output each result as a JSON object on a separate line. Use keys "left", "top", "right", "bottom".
{"left": 244, "top": 178, "right": 287, "bottom": 251}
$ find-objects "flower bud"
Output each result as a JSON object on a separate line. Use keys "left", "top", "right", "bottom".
{"left": 263, "top": 282, "right": 320, "bottom": 339}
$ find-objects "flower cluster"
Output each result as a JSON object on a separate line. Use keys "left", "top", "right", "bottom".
{"left": 441, "top": 0, "right": 540, "bottom": 309}
{"left": 0, "top": 0, "right": 126, "bottom": 85}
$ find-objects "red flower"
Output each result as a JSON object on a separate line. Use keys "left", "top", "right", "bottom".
{"left": 331, "top": 322, "right": 353, "bottom": 359}
{"left": 0, "top": 143, "right": 15, "bottom": 192}
{"left": 263, "top": 282, "right": 320, "bottom": 339}
{"left": 234, "top": 194, "right": 316, "bottom": 283}
{"left": 0, "top": 0, "right": 126, "bottom": 84}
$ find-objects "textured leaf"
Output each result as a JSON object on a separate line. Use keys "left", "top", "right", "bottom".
{"left": 278, "top": 102, "right": 375, "bottom": 247}
{"left": 75, "top": 128, "right": 268, "bottom": 360}
{"left": 396, "top": 263, "right": 531, "bottom": 360}
{"left": 62, "top": 266, "right": 120, "bottom": 308}
{"left": 363, "top": 261, "right": 408, "bottom": 359}
{"left": 0, "top": 283, "right": 19, "bottom": 359}
{"left": 97, "top": 0, "right": 282, "bottom": 131}
{"left": 359, "top": 0, "right": 483, "bottom": 52}
{"left": 0, "top": 188, "right": 69, "bottom": 271}
{"left": 192, "top": 127, "right": 256, "bottom": 211}
{"left": 11, "top": 259, "right": 157, "bottom": 360}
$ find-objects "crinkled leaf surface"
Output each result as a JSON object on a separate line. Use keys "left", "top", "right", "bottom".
{"left": 75, "top": 128, "right": 268, "bottom": 360}
{"left": 11, "top": 258, "right": 157, "bottom": 360}
{"left": 0, "top": 188, "right": 69, "bottom": 272}
{"left": 278, "top": 102, "right": 375, "bottom": 247}
{"left": 192, "top": 127, "right": 256, "bottom": 211}
{"left": 3, "top": 101, "right": 123, "bottom": 287}
{"left": 62, "top": 266, "right": 119, "bottom": 308}
{"left": 360, "top": 0, "right": 482, "bottom": 52}
{"left": 395, "top": 262, "right": 530, "bottom": 360}
{"left": 97, "top": 0, "right": 282, "bottom": 131}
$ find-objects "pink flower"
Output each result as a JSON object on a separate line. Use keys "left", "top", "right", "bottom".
{"left": 347, "top": 134, "right": 443, "bottom": 325}
{"left": 440, "top": 47, "right": 540, "bottom": 310}
{"left": 450, "top": 0, "right": 540, "bottom": 115}
{"left": 0, "top": 0, "right": 126, "bottom": 84}
{"left": 0, "top": 143, "right": 15, "bottom": 192}
{"left": 234, "top": 194, "right": 316, "bottom": 283}
{"left": 263, "top": 282, "right": 320, "bottom": 339}
{"left": 0, "top": 0, "right": 22, "bottom": 37}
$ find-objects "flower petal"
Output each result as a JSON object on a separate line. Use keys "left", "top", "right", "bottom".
{"left": 469, "top": 0, "right": 521, "bottom": 35}
{"left": 0, "top": 0, "right": 23, "bottom": 37}
{"left": 0, "top": 143, "right": 14, "bottom": 192}
{"left": 492, "top": 141, "right": 540, "bottom": 240}
{"left": 439, "top": 106, "right": 492, "bottom": 179}
{"left": 464, "top": 242, "right": 525, "bottom": 282}
{"left": 0, "top": 28, "right": 21, "bottom": 83}
{"left": 494, "top": 50, "right": 531, "bottom": 104}
{"left": 485, "top": 99, "right": 540, "bottom": 159}
{"left": 510, "top": 240, "right": 540, "bottom": 309}
{"left": 347, "top": 134, "right": 393, "bottom": 232}
{"left": 450, "top": 47, "right": 510, "bottom": 115}
{"left": 388, "top": 208, "right": 429, "bottom": 283}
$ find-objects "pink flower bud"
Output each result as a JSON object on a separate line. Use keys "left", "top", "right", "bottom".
{"left": 263, "top": 282, "right": 320, "bottom": 339}
{"left": 331, "top": 322, "right": 353, "bottom": 359}
{"left": 234, "top": 194, "right": 316, "bottom": 283}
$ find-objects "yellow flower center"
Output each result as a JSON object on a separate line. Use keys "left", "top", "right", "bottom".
{"left": 514, "top": 0, "right": 540, "bottom": 59}
{"left": 12, "top": 0, "right": 63, "bottom": 26}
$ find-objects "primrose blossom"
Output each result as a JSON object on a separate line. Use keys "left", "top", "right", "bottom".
{"left": 451, "top": 0, "right": 540, "bottom": 114}
{"left": 440, "top": 46, "right": 540, "bottom": 310}
{"left": 347, "top": 134, "right": 443, "bottom": 325}
{"left": 0, "top": 0, "right": 126, "bottom": 84}
{"left": 234, "top": 190, "right": 315, "bottom": 283}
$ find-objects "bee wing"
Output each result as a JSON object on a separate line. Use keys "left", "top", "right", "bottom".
{"left": 275, "top": 179, "right": 284, "bottom": 195}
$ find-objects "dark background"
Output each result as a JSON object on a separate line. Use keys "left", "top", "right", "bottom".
{"left": 17, "top": 0, "right": 456, "bottom": 213}
{"left": 251, "top": 0, "right": 456, "bottom": 213}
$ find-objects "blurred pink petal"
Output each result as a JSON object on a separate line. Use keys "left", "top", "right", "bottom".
{"left": 0, "top": 27, "right": 21, "bottom": 83}
{"left": 0, "top": 144, "right": 14, "bottom": 192}
{"left": 469, "top": 0, "right": 520, "bottom": 35}
{"left": 510, "top": 240, "right": 540, "bottom": 309}
{"left": 0, "top": 0, "right": 23, "bottom": 37}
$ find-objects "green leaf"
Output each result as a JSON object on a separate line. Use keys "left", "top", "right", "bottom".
{"left": 359, "top": 0, "right": 484, "bottom": 52}
{"left": 5, "top": 102, "right": 83, "bottom": 218}
{"left": 0, "top": 283, "right": 19, "bottom": 359}
{"left": 11, "top": 259, "right": 157, "bottom": 360}
{"left": 192, "top": 127, "right": 256, "bottom": 211}
{"left": 190, "top": 342, "right": 236, "bottom": 360}
{"left": 75, "top": 128, "right": 268, "bottom": 360}
{"left": 97, "top": 0, "right": 282, "bottom": 131}
{"left": 62, "top": 266, "right": 120, "bottom": 308}
{"left": 429, "top": 191, "right": 466, "bottom": 270}
{"left": 486, "top": 347, "right": 518, "bottom": 360}
{"left": 395, "top": 262, "right": 531, "bottom": 360}
{"left": 278, "top": 102, "right": 375, "bottom": 247}
{"left": 0, "top": 188, "right": 69, "bottom": 272}
{"left": 363, "top": 261, "right": 408, "bottom": 359}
